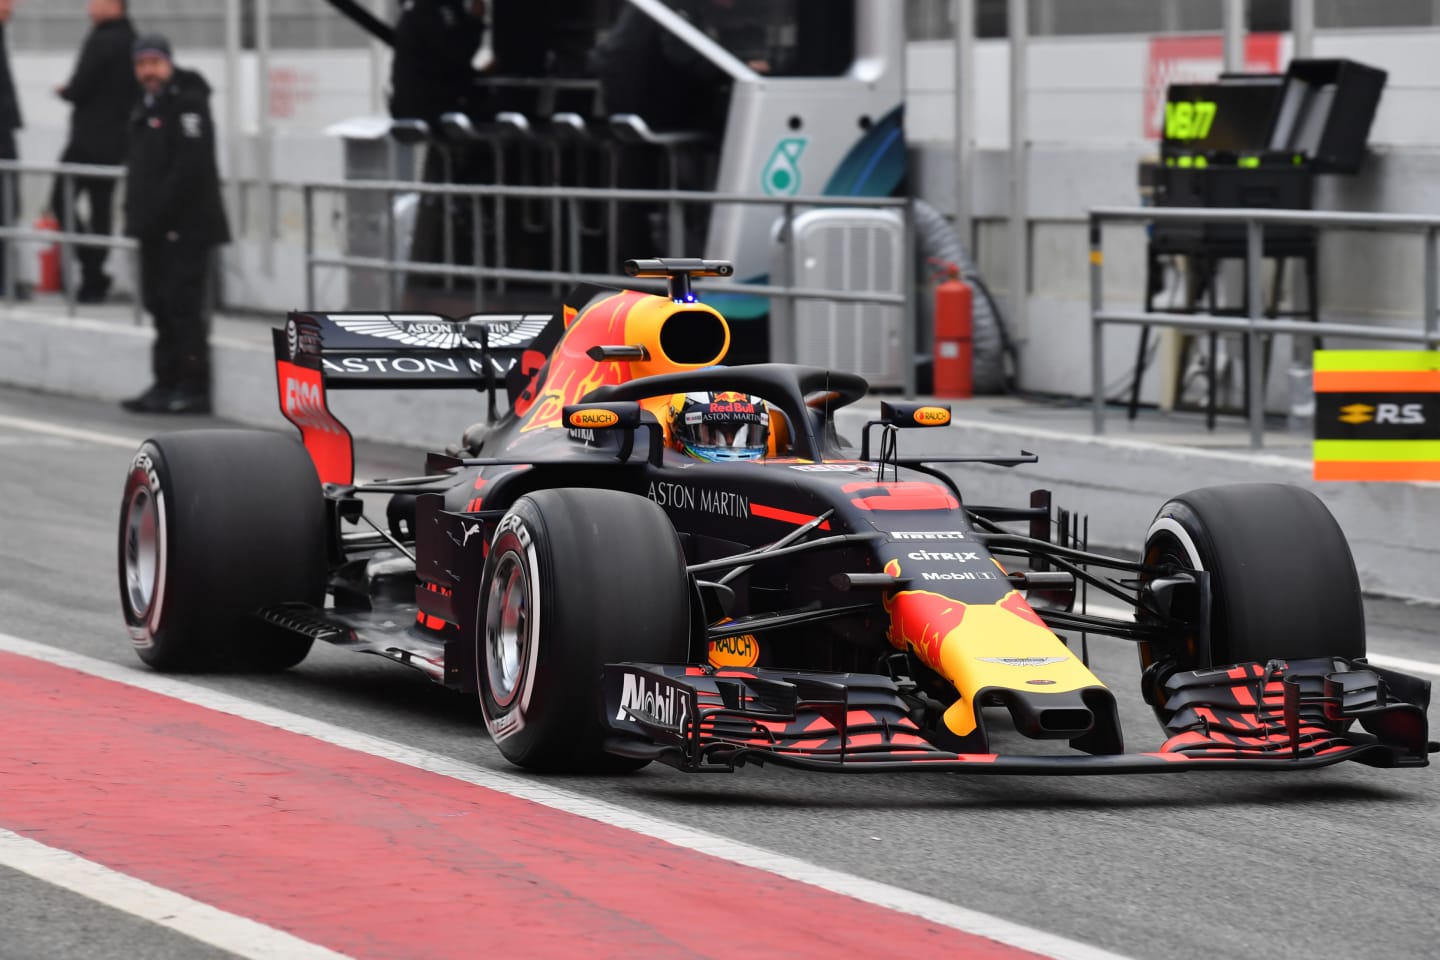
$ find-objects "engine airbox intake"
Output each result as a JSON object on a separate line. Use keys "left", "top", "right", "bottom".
{"left": 658, "top": 309, "right": 728, "bottom": 366}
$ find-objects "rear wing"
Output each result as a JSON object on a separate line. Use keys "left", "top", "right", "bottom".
{"left": 273, "top": 310, "right": 557, "bottom": 484}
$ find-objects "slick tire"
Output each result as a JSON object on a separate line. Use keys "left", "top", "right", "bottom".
{"left": 477, "top": 488, "right": 690, "bottom": 773}
{"left": 118, "top": 429, "right": 326, "bottom": 672}
{"left": 1143, "top": 482, "right": 1365, "bottom": 668}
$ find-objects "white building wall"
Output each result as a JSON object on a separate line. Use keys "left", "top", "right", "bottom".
{"left": 907, "top": 29, "right": 1440, "bottom": 400}
{"left": 7, "top": 26, "right": 1440, "bottom": 395}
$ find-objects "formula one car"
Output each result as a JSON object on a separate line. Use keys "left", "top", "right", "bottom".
{"left": 118, "top": 259, "right": 1434, "bottom": 775}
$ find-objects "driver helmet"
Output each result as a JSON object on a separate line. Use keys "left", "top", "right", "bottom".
{"left": 669, "top": 391, "right": 770, "bottom": 461}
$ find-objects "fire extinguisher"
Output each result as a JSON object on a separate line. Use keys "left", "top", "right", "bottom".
{"left": 34, "top": 214, "right": 61, "bottom": 293}
{"left": 931, "top": 260, "right": 973, "bottom": 398}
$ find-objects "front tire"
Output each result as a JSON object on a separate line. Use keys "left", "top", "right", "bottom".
{"left": 1141, "top": 482, "right": 1365, "bottom": 671}
{"left": 477, "top": 488, "right": 691, "bottom": 773}
{"left": 118, "top": 430, "right": 326, "bottom": 672}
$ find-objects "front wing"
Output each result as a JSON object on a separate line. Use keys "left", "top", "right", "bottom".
{"left": 601, "top": 659, "right": 1434, "bottom": 775}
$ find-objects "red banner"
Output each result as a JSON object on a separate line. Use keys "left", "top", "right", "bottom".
{"left": 1143, "top": 34, "right": 1283, "bottom": 139}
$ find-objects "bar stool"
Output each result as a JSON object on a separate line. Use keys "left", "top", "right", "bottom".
{"left": 549, "top": 112, "right": 607, "bottom": 275}
{"left": 496, "top": 111, "right": 562, "bottom": 292}
{"left": 608, "top": 114, "right": 708, "bottom": 256}
{"left": 440, "top": 111, "right": 500, "bottom": 302}
{"left": 387, "top": 118, "right": 430, "bottom": 180}
{"left": 385, "top": 119, "right": 432, "bottom": 305}
{"left": 398, "top": 117, "right": 464, "bottom": 292}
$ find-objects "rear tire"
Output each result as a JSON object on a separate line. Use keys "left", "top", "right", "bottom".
{"left": 1142, "top": 482, "right": 1365, "bottom": 669}
{"left": 477, "top": 488, "right": 691, "bottom": 773}
{"left": 118, "top": 430, "right": 326, "bottom": 672}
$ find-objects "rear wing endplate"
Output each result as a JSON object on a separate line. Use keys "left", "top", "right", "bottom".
{"left": 273, "top": 311, "right": 556, "bottom": 484}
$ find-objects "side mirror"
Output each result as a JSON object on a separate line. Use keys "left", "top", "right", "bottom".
{"left": 561, "top": 403, "right": 663, "bottom": 464}
{"left": 859, "top": 402, "right": 953, "bottom": 461}
{"left": 561, "top": 402, "right": 644, "bottom": 431}
{"left": 879, "top": 401, "right": 952, "bottom": 428}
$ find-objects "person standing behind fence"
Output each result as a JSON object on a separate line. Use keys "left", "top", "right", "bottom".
{"left": 0, "top": 0, "right": 21, "bottom": 296}
{"left": 52, "top": 0, "right": 138, "bottom": 304}
{"left": 120, "top": 34, "right": 229, "bottom": 415}
{"left": 389, "top": 0, "right": 485, "bottom": 129}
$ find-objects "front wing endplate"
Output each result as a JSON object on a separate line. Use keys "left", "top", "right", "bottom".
{"left": 600, "top": 659, "right": 1434, "bottom": 775}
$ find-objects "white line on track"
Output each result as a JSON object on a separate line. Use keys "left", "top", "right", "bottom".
{"left": 1081, "top": 603, "right": 1440, "bottom": 677}
{"left": 0, "top": 306, "right": 261, "bottom": 352}
{"left": 0, "top": 435, "right": 86, "bottom": 446}
{"left": 0, "top": 828, "right": 353, "bottom": 960}
{"left": 1366, "top": 653, "right": 1440, "bottom": 678}
{"left": 0, "top": 413, "right": 142, "bottom": 450}
{"left": 0, "top": 632, "right": 1132, "bottom": 960}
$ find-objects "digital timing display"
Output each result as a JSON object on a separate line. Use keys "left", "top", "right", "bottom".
{"left": 1165, "top": 100, "right": 1217, "bottom": 141}
{"left": 1162, "top": 79, "right": 1284, "bottom": 155}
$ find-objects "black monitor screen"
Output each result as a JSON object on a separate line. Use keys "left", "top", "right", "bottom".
{"left": 1162, "top": 78, "right": 1284, "bottom": 155}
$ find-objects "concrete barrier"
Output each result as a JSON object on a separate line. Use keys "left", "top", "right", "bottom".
{"left": 0, "top": 305, "right": 486, "bottom": 454}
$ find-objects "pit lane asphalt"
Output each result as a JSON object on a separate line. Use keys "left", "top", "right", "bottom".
{"left": 2, "top": 383, "right": 1437, "bottom": 960}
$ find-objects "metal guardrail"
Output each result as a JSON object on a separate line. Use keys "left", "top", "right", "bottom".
{"left": 0, "top": 159, "right": 920, "bottom": 396}
{"left": 0, "top": 159, "right": 142, "bottom": 325}
{"left": 290, "top": 177, "right": 919, "bottom": 397}
{"left": 1088, "top": 205, "right": 1440, "bottom": 449}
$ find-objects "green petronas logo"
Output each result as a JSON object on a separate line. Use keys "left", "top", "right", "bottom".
{"left": 762, "top": 137, "right": 808, "bottom": 196}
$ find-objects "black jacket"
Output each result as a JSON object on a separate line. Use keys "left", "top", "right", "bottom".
{"left": 0, "top": 23, "right": 21, "bottom": 134}
{"left": 388, "top": 0, "right": 484, "bottom": 127}
{"left": 123, "top": 68, "right": 230, "bottom": 246}
{"left": 60, "top": 17, "right": 140, "bottom": 163}
{"left": 587, "top": 7, "right": 727, "bottom": 136}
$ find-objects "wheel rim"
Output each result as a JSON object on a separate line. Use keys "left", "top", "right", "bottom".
{"left": 485, "top": 552, "right": 530, "bottom": 707}
{"left": 1140, "top": 531, "right": 1197, "bottom": 625}
{"left": 1140, "top": 525, "right": 1210, "bottom": 679}
{"left": 1145, "top": 537, "right": 1193, "bottom": 578}
{"left": 123, "top": 487, "right": 160, "bottom": 617}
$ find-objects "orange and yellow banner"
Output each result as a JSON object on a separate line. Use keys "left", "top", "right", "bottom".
{"left": 1313, "top": 351, "right": 1440, "bottom": 481}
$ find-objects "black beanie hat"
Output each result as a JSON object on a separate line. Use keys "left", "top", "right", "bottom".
{"left": 132, "top": 33, "right": 173, "bottom": 62}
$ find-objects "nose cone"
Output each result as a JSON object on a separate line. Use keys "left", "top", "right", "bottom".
{"left": 883, "top": 583, "right": 1108, "bottom": 739}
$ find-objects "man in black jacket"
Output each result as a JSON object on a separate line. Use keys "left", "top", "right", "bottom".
{"left": 120, "top": 34, "right": 230, "bottom": 415}
{"left": 389, "top": 0, "right": 485, "bottom": 128}
{"left": 54, "top": 0, "right": 139, "bottom": 303}
{"left": 588, "top": 3, "right": 730, "bottom": 137}
{"left": 0, "top": 0, "right": 21, "bottom": 295}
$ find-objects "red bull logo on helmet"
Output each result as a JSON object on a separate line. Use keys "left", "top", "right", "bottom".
{"left": 708, "top": 401, "right": 756, "bottom": 415}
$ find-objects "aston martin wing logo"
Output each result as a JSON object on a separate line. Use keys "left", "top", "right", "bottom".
{"left": 329, "top": 314, "right": 551, "bottom": 352}
{"left": 462, "top": 314, "right": 551, "bottom": 348}
{"left": 331, "top": 315, "right": 466, "bottom": 350}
